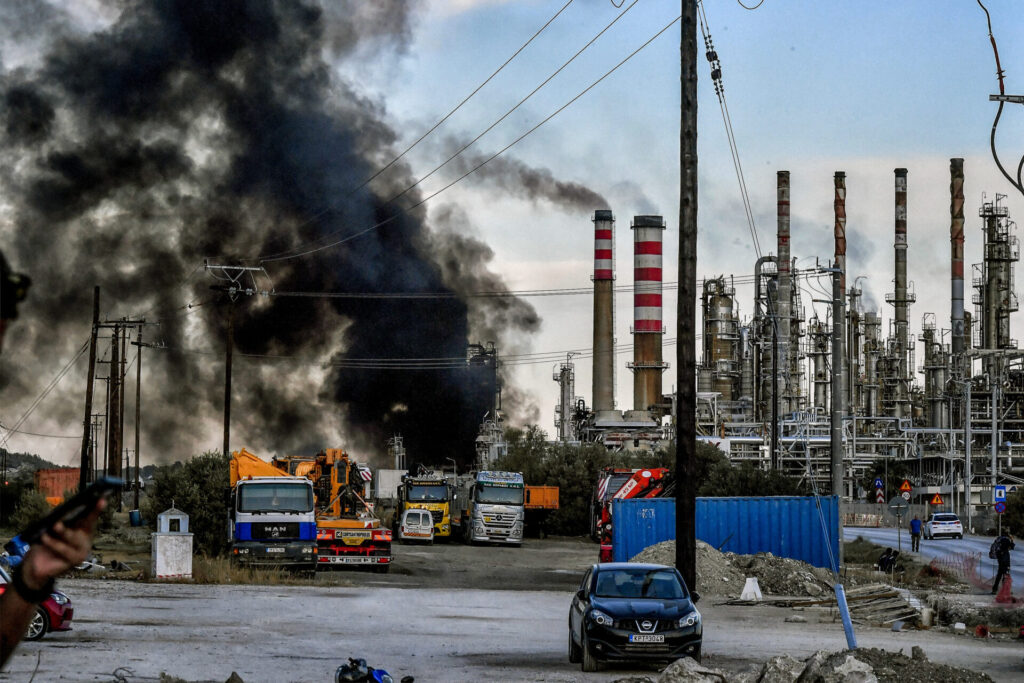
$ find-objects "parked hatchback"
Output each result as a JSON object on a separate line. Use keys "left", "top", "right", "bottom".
{"left": 568, "top": 563, "right": 701, "bottom": 671}
{"left": 398, "top": 509, "right": 435, "bottom": 544}
{"left": 0, "top": 564, "right": 74, "bottom": 640}
{"left": 924, "top": 512, "right": 963, "bottom": 540}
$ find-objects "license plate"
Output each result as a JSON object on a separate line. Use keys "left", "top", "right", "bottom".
{"left": 629, "top": 634, "right": 664, "bottom": 643}
{"left": 327, "top": 556, "right": 372, "bottom": 564}
{"left": 483, "top": 517, "right": 491, "bottom": 522}
{"left": 266, "top": 547, "right": 285, "bottom": 553}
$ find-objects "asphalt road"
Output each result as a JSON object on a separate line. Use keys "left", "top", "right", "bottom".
{"left": 2, "top": 538, "right": 1024, "bottom": 681}
{"left": 844, "top": 526, "right": 1023, "bottom": 591}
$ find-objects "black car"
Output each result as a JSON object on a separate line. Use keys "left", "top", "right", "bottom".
{"left": 568, "top": 562, "right": 702, "bottom": 671}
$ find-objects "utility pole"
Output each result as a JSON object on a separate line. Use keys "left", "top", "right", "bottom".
{"left": 79, "top": 286, "right": 100, "bottom": 491}
{"left": 223, "top": 300, "right": 234, "bottom": 458}
{"left": 106, "top": 323, "right": 121, "bottom": 479}
{"left": 676, "top": 0, "right": 698, "bottom": 591}
{"left": 133, "top": 328, "right": 142, "bottom": 510}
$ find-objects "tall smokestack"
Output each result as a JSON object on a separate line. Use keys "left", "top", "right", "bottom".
{"left": 894, "top": 168, "right": 909, "bottom": 357}
{"left": 592, "top": 210, "right": 616, "bottom": 417}
{"left": 950, "top": 158, "right": 965, "bottom": 356}
{"left": 834, "top": 171, "right": 847, "bottom": 414}
{"left": 777, "top": 171, "right": 792, "bottom": 412}
{"left": 630, "top": 215, "right": 668, "bottom": 412}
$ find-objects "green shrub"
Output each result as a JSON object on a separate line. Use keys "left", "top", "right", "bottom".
{"left": 10, "top": 489, "right": 51, "bottom": 532}
{"left": 142, "top": 451, "right": 229, "bottom": 556}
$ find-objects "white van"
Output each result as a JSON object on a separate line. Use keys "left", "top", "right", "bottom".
{"left": 399, "top": 509, "right": 435, "bottom": 544}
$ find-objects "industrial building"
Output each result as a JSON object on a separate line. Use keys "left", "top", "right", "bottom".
{"left": 553, "top": 161, "right": 1023, "bottom": 530}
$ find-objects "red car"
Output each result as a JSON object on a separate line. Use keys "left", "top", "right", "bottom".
{"left": 0, "top": 564, "right": 74, "bottom": 640}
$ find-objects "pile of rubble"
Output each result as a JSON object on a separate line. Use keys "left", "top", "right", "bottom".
{"left": 615, "top": 646, "right": 992, "bottom": 683}
{"left": 630, "top": 540, "right": 834, "bottom": 598}
{"left": 927, "top": 593, "right": 1024, "bottom": 630}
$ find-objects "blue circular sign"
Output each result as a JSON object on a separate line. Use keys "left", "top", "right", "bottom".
{"left": 995, "top": 501, "right": 1007, "bottom": 514}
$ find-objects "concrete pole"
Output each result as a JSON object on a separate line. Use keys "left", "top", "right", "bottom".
{"left": 223, "top": 302, "right": 234, "bottom": 458}
{"left": 79, "top": 286, "right": 100, "bottom": 491}
{"left": 133, "top": 327, "right": 142, "bottom": 510}
{"left": 992, "top": 379, "right": 998, "bottom": 490}
{"left": 834, "top": 172, "right": 847, "bottom": 420}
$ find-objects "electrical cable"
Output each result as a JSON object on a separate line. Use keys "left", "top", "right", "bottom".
{"left": 977, "top": 0, "right": 1024, "bottom": 198}
{"left": 259, "top": 11, "right": 681, "bottom": 264}
{"left": 736, "top": 0, "right": 765, "bottom": 9}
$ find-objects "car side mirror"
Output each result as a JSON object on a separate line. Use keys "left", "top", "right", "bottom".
{"left": 576, "top": 589, "right": 586, "bottom": 600}
{"left": 691, "top": 592, "right": 700, "bottom": 603}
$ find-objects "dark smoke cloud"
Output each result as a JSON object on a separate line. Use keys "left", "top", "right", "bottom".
{"left": 0, "top": 0, "right": 573, "bottom": 466}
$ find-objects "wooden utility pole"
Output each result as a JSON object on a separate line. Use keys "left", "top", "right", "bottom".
{"left": 106, "top": 324, "right": 122, "bottom": 478}
{"left": 133, "top": 328, "right": 142, "bottom": 510}
{"left": 79, "top": 286, "right": 100, "bottom": 491}
{"left": 676, "top": 0, "right": 698, "bottom": 591}
{"left": 223, "top": 301, "right": 234, "bottom": 457}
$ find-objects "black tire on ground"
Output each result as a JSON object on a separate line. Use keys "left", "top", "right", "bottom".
{"left": 581, "top": 630, "right": 603, "bottom": 672}
{"left": 958, "top": 534, "right": 963, "bottom": 539}
{"left": 568, "top": 627, "right": 582, "bottom": 664}
{"left": 690, "top": 645, "right": 702, "bottom": 664}
{"left": 25, "top": 607, "right": 47, "bottom": 641}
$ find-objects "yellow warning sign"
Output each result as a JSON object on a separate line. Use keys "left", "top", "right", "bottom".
{"left": 930, "top": 494, "right": 944, "bottom": 505}
{"left": 899, "top": 480, "right": 913, "bottom": 493}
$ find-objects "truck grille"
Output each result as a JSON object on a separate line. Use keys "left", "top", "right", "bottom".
{"left": 252, "top": 522, "right": 299, "bottom": 540}
{"left": 430, "top": 510, "right": 443, "bottom": 523}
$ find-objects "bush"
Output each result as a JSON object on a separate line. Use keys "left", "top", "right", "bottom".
{"left": 142, "top": 451, "right": 229, "bottom": 556}
{"left": 10, "top": 489, "right": 51, "bottom": 532}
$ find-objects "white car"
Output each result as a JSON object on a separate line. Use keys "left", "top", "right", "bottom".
{"left": 398, "top": 509, "right": 435, "bottom": 544}
{"left": 924, "top": 512, "right": 963, "bottom": 540}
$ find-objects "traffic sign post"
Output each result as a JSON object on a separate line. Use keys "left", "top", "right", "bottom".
{"left": 874, "top": 478, "right": 884, "bottom": 490}
{"left": 901, "top": 491, "right": 911, "bottom": 501}
{"left": 888, "top": 496, "right": 909, "bottom": 552}
{"left": 995, "top": 485, "right": 1007, "bottom": 502}
{"left": 876, "top": 489, "right": 884, "bottom": 503}
{"left": 995, "top": 500, "right": 1007, "bottom": 536}
{"left": 930, "top": 494, "right": 944, "bottom": 506}
{"left": 899, "top": 480, "right": 912, "bottom": 494}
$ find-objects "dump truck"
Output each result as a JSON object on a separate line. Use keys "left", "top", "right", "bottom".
{"left": 273, "top": 449, "right": 392, "bottom": 571}
{"left": 454, "top": 471, "right": 525, "bottom": 544}
{"left": 228, "top": 448, "right": 317, "bottom": 570}
{"left": 397, "top": 469, "right": 454, "bottom": 539}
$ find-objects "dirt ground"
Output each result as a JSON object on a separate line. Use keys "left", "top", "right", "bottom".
{"left": 2, "top": 537, "right": 1024, "bottom": 682}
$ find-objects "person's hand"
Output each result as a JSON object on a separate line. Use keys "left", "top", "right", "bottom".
{"left": 19, "top": 500, "right": 105, "bottom": 592}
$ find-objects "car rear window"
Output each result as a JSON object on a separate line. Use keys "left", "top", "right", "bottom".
{"left": 595, "top": 568, "right": 685, "bottom": 599}
{"left": 934, "top": 514, "right": 959, "bottom": 522}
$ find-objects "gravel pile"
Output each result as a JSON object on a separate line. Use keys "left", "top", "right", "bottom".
{"left": 615, "top": 646, "right": 992, "bottom": 683}
{"left": 630, "top": 540, "right": 745, "bottom": 597}
{"left": 630, "top": 540, "right": 834, "bottom": 598}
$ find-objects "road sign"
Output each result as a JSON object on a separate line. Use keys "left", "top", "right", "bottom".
{"left": 888, "top": 496, "right": 909, "bottom": 514}
{"left": 899, "top": 480, "right": 913, "bottom": 493}
{"left": 995, "top": 485, "right": 1007, "bottom": 502}
{"left": 901, "top": 491, "right": 911, "bottom": 501}
{"left": 874, "top": 478, "right": 884, "bottom": 490}
{"left": 876, "top": 489, "right": 885, "bottom": 503}
{"left": 930, "top": 494, "right": 944, "bottom": 505}
{"left": 995, "top": 501, "right": 1007, "bottom": 515}
{"left": 1010, "top": 486, "right": 1019, "bottom": 494}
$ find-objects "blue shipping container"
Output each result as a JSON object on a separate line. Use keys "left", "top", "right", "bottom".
{"left": 611, "top": 496, "right": 840, "bottom": 570}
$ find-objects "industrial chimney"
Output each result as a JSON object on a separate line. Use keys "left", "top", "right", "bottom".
{"left": 592, "top": 210, "right": 616, "bottom": 420}
{"left": 892, "top": 168, "right": 913, "bottom": 416}
{"left": 629, "top": 215, "right": 668, "bottom": 413}
{"left": 777, "top": 171, "right": 792, "bottom": 412}
{"left": 950, "top": 158, "right": 965, "bottom": 357}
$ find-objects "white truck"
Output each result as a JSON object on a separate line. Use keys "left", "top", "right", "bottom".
{"left": 454, "top": 471, "right": 525, "bottom": 545}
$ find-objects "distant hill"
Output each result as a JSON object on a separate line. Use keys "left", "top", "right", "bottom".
{"left": 1, "top": 449, "right": 61, "bottom": 483}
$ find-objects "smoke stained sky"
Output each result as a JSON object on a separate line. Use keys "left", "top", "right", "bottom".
{"left": 2, "top": 0, "right": 1024, "bottom": 464}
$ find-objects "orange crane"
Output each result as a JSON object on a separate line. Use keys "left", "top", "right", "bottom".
{"left": 597, "top": 467, "right": 672, "bottom": 562}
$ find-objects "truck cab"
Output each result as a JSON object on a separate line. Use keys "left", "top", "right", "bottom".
{"left": 230, "top": 475, "right": 317, "bottom": 569}
{"left": 456, "top": 471, "right": 525, "bottom": 545}
{"left": 398, "top": 473, "right": 454, "bottom": 538}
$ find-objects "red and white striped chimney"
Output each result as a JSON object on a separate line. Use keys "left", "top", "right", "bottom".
{"left": 630, "top": 215, "right": 668, "bottom": 412}
{"left": 592, "top": 210, "right": 615, "bottom": 415}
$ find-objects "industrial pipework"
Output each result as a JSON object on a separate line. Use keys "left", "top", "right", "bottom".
{"left": 950, "top": 158, "right": 966, "bottom": 357}
{"left": 777, "top": 171, "right": 792, "bottom": 412}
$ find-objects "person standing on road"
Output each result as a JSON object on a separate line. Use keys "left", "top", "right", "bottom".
{"left": 991, "top": 531, "right": 1015, "bottom": 595}
{"left": 910, "top": 516, "right": 922, "bottom": 552}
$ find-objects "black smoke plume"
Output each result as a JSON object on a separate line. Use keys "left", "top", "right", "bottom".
{"left": 0, "top": 0, "right": 601, "bottom": 466}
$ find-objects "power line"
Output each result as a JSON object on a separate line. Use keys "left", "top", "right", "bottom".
{"left": 258, "top": 12, "right": 682, "bottom": 264}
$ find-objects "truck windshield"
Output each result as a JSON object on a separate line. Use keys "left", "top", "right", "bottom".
{"left": 239, "top": 483, "right": 313, "bottom": 513}
{"left": 476, "top": 484, "right": 524, "bottom": 505}
{"left": 407, "top": 484, "right": 448, "bottom": 502}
